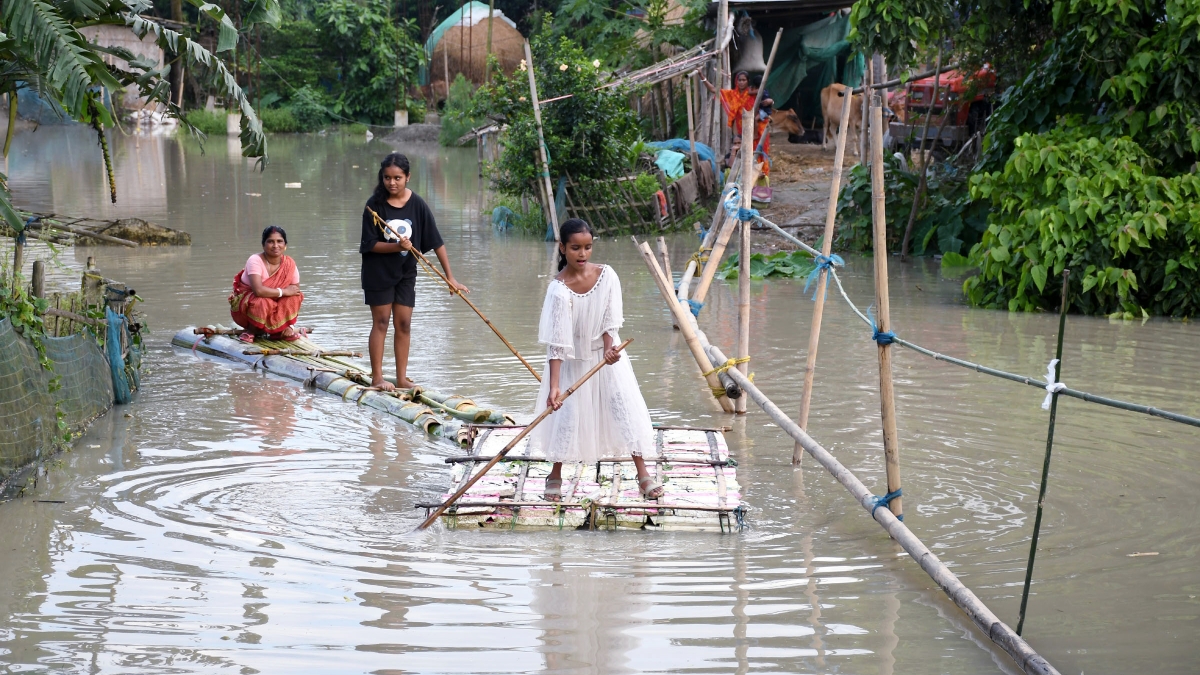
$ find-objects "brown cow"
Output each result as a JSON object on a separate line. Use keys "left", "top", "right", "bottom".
{"left": 820, "top": 83, "right": 863, "bottom": 156}
{"left": 770, "top": 108, "right": 803, "bottom": 138}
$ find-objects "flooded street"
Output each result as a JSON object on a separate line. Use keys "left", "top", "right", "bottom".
{"left": 1, "top": 127, "right": 1197, "bottom": 674}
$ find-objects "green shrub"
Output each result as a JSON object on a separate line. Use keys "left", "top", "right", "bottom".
{"left": 489, "top": 195, "right": 545, "bottom": 235}
{"left": 440, "top": 74, "right": 484, "bottom": 147}
{"left": 259, "top": 107, "right": 300, "bottom": 133}
{"left": 965, "top": 125, "right": 1200, "bottom": 318}
{"left": 345, "top": 122, "right": 370, "bottom": 135}
{"left": 289, "top": 85, "right": 329, "bottom": 132}
{"left": 835, "top": 154, "right": 987, "bottom": 256}
{"left": 184, "top": 109, "right": 226, "bottom": 136}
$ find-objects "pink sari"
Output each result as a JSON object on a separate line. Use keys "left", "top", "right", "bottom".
{"left": 229, "top": 254, "right": 303, "bottom": 335}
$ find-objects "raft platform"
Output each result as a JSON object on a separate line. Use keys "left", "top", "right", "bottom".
{"left": 419, "top": 425, "right": 746, "bottom": 532}
{"left": 172, "top": 327, "right": 513, "bottom": 445}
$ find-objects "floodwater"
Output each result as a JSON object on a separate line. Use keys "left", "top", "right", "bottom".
{"left": 1, "top": 126, "right": 1198, "bottom": 674}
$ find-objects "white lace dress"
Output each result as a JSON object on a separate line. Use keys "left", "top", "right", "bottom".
{"left": 528, "top": 265, "right": 656, "bottom": 463}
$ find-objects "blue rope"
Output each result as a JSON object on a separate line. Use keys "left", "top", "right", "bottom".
{"left": 870, "top": 488, "right": 903, "bottom": 521}
{"left": 719, "top": 184, "right": 761, "bottom": 221}
{"left": 684, "top": 298, "right": 703, "bottom": 317}
{"left": 803, "top": 253, "right": 845, "bottom": 301}
{"left": 867, "top": 305, "right": 896, "bottom": 346}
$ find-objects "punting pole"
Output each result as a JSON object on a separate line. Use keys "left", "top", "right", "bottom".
{"left": 794, "top": 88, "right": 854, "bottom": 463}
{"left": 869, "top": 95, "right": 903, "bottom": 519}
{"left": 523, "top": 40, "right": 560, "bottom": 241}
{"left": 366, "top": 207, "right": 543, "bottom": 382}
{"left": 735, "top": 109, "right": 753, "bottom": 414}
{"left": 710, "top": 360, "right": 1061, "bottom": 675}
{"left": 416, "top": 339, "right": 633, "bottom": 530}
{"left": 1017, "top": 269, "right": 1071, "bottom": 636}
{"left": 635, "top": 238, "right": 735, "bottom": 413}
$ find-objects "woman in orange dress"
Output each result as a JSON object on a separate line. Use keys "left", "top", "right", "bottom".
{"left": 701, "top": 71, "right": 773, "bottom": 175}
{"left": 229, "top": 226, "right": 305, "bottom": 342}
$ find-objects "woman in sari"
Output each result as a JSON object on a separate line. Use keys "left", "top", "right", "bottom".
{"left": 229, "top": 225, "right": 304, "bottom": 342}
{"left": 701, "top": 71, "right": 773, "bottom": 175}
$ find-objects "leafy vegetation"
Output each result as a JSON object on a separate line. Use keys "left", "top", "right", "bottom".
{"left": 847, "top": 0, "right": 1200, "bottom": 315}
{"left": 551, "top": 0, "right": 709, "bottom": 70}
{"left": 836, "top": 154, "right": 987, "bottom": 257}
{"left": 439, "top": 74, "right": 485, "bottom": 146}
{"left": 716, "top": 251, "right": 817, "bottom": 280}
{"left": 966, "top": 126, "right": 1200, "bottom": 318}
{"left": 0, "top": 0, "right": 274, "bottom": 231}
{"left": 472, "top": 19, "right": 641, "bottom": 198}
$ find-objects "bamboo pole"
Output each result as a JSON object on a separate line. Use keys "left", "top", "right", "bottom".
{"left": 715, "top": 361, "right": 1061, "bottom": 675}
{"left": 11, "top": 234, "right": 23, "bottom": 285}
{"left": 43, "top": 221, "right": 138, "bottom": 247}
{"left": 366, "top": 207, "right": 542, "bottom": 382}
{"left": 870, "top": 95, "right": 902, "bottom": 519}
{"left": 656, "top": 236, "right": 673, "bottom": 285}
{"left": 794, "top": 87, "right": 854, "bottom": 463}
{"left": 685, "top": 72, "right": 699, "bottom": 184}
{"left": 858, "top": 60, "right": 871, "bottom": 163}
{"left": 31, "top": 260, "right": 44, "bottom": 298}
{"left": 691, "top": 155, "right": 760, "bottom": 308}
{"left": 417, "top": 339, "right": 633, "bottom": 530}
{"left": 523, "top": 40, "right": 559, "bottom": 241}
{"left": 1017, "top": 269, "right": 1071, "bottom": 636}
{"left": 901, "top": 44, "right": 943, "bottom": 261}
{"left": 735, "top": 109, "right": 753, "bottom": 415}
{"left": 634, "top": 238, "right": 735, "bottom": 412}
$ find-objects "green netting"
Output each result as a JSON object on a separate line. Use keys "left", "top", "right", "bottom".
{"left": 0, "top": 317, "right": 113, "bottom": 485}
{"left": 765, "top": 13, "right": 866, "bottom": 128}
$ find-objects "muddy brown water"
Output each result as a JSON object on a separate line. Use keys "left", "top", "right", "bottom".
{"left": 0, "top": 127, "right": 1197, "bottom": 674}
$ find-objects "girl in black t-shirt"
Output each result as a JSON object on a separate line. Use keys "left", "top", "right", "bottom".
{"left": 360, "top": 152, "right": 469, "bottom": 390}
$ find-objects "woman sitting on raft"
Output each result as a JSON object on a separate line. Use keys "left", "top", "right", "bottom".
{"left": 229, "top": 225, "right": 305, "bottom": 342}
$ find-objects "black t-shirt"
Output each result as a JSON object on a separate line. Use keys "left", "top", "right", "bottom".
{"left": 359, "top": 192, "right": 444, "bottom": 290}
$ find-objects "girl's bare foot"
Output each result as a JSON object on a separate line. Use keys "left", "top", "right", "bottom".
{"left": 371, "top": 378, "right": 397, "bottom": 392}
{"left": 397, "top": 378, "right": 417, "bottom": 389}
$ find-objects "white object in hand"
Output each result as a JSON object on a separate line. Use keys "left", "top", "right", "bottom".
{"left": 384, "top": 219, "right": 413, "bottom": 257}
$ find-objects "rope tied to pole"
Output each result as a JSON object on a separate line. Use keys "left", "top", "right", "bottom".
{"left": 866, "top": 305, "right": 896, "bottom": 346}
{"left": 720, "top": 184, "right": 761, "bottom": 222}
{"left": 702, "top": 356, "right": 750, "bottom": 378}
{"left": 803, "top": 253, "right": 845, "bottom": 300}
{"left": 683, "top": 298, "right": 704, "bottom": 317}
{"left": 1041, "top": 359, "right": 1067, "bottom": 410}
{"left": 870, "top": 488, "right": 903, "bottom": 521}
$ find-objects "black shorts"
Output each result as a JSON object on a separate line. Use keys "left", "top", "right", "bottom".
{"left": 364, "top": 275, "right": 416, "bottom": 307}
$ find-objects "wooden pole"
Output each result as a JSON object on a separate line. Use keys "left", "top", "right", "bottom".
{"left": 485, "top": 0, "right": 495, "bottom": 84}
{"left": 31, "top": 260, "right": 44, "bottom": 298}
{"left": 11, "top": 234, "right": 23, "bottom": 285}
{"left": 869, "top": 94, "right": 902, "bottom": 519}
{"left": 635, "top": 239, "right": 735, "bottom": 412}
{"left": 858, "top": 59, "right": 870, "bottom": 163}
{"left": 735, "top": 109, "right": 753, "bottom": 415}
{"left": 794, "top": 87, "right": 853, "bottom": 463}
{"left": 523, "top": 40, "right": 560, "bottom": 241}
{"left": 656, "top": 236, "right": 673, "bottom": 284}
{"left": 716, "top": 363, "right": 1061, "bottom": 675}
{"left": 1017, "top": 269, "right": 1071, "bottom": 636}
{"left": 416, "top": 339, "right": 633, "bottom": 530}
{"left": 900, "top": 44, "right": 943, "bottom": 261}
{"left": 685, "top": 72, "right": 699, "bottom": 184}
{"left": 366, "top": 207, "right": 543, "bottom": 382}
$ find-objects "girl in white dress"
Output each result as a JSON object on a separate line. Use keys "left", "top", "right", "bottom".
{"left": 529, "top": 218, "right": 662, "bottom": 501}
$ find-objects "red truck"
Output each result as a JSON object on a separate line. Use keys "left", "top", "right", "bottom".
{"left": 887, "top": 66, "right": 997, "bottom": 150}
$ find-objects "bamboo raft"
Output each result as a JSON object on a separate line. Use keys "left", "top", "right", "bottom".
{"left": 171, "top": 327, "right": 514, "bottom": 445}
{"left": 417, "top": 425, "right": 746, "bottom": 532}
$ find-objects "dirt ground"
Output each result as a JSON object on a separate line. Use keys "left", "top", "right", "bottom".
{"left": 747, "top": 130, "right": 854, "bottom": 253}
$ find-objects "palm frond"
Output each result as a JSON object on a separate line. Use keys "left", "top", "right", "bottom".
{"left": 125, "top": 13, "right": 266, "bottom": 161}
{"left": 0, "top": 0, "right": 105, "bottom": 116}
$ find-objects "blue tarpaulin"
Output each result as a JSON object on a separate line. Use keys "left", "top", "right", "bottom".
{"left": 646, "top": 140, "right": 719, "bottom": 178}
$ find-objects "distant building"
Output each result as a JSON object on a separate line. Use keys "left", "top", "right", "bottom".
{"left": 78, "top": 25, "right": 166, "bottom": 111}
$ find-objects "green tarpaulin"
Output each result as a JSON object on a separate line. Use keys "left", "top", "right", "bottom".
{"left": 764, "top": 13, "right": 865, "bottom": 127}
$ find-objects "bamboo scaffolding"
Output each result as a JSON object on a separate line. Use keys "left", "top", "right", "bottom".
{"left": 709, "top": 359, "right": 1060, "bottom": 675}
{"left": 523, "top": 40, "right": 560, "bottom": 241}
{"left": 794, "top": 87, "right": 853, "bottom": 463}
{"left": 735, "top": 109, "right": 753, "bottom": 414}
{"left": 416, "top": 339, "right": 633, "bottom": 530}
{"left": 634, "top": 238, "right": 734, "bottom": 412}
{"left": 870, "top": 95, "right": 903, "bottom": 519}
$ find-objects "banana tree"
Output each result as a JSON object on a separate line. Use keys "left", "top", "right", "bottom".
{"left": 0, "top": 0, "right": 279, "bottom": 234}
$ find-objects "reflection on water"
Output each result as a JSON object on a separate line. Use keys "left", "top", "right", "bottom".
{"left": 0, "top": 127, "right": 1198, "bottom": 674}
